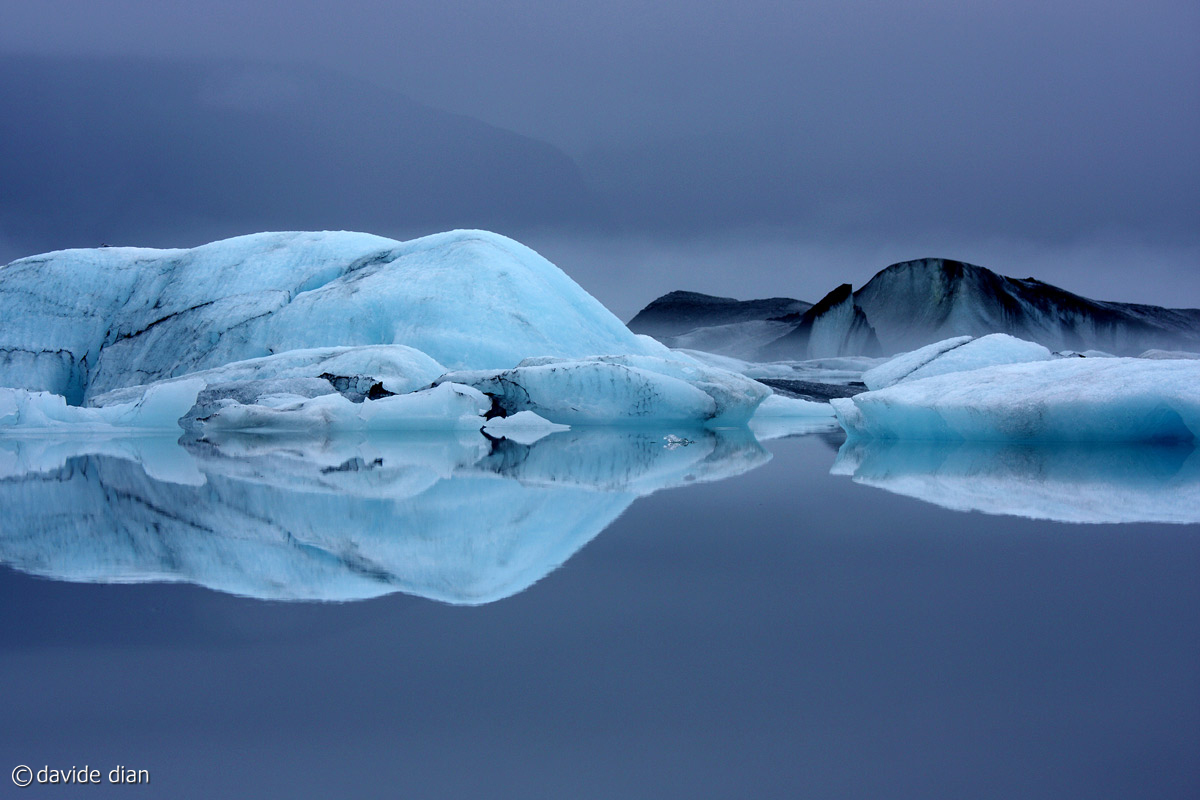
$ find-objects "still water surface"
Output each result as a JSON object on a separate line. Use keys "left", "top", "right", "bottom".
{"left": 1, "top": 429, "right": 1197, "bottom": 798}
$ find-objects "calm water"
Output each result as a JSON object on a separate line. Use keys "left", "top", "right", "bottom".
{"left": 1, "top": 429, "right": 1197, "bottom": 799}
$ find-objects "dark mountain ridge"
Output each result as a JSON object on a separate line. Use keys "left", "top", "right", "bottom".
{"left": 626, "top": 290, "right": 810, "bottom": 338}
{"left": 629, "top": 258, "right": 1200, "bottom": 359}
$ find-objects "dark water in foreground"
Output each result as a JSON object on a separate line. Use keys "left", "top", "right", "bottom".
{"left": 1, "top": 431, "right": 1198, "bottom": 799}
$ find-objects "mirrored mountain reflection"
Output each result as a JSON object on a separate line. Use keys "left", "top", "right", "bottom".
{"left": 0, "top": 427, "right": 769, "bottom": 604}
{"left": 833, "top": 439, "right": 1200, "bottom": 524}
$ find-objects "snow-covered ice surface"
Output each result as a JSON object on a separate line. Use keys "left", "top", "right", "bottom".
{"left": 863, "top": 334, "right": 1050, "bottom": 391}
{"left": 0, "top": 426, "right": 769, "bottom": 604}
{"left": 0, "top": 230, "right": 671, "bottom": 402}
{"left": 834, "top": 358, "right": 1200, "bottom": 443}
{"left": 832, "top": 439, "right": 1200, "bottom": 524}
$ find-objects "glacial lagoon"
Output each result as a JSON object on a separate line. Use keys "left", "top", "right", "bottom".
{"left": 2, "top": 426, "right": 1197, "bottom": 798}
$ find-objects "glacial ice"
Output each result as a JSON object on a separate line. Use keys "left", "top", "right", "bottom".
{"left": 439, "top": 354, "right": 771, "bottom": 426}
{"left": 76, "top": 349, "right": 772, "bottom": 433}
{"left": 862, "top": 334, "right": 1051, "bottom": 390}
{"left": 191, "top": 382, "right": 493, "bottom": 433}
{"left": 0, "top": 230, "right": 670, "bottom": 401}
{"left": 747, "top": 394, "right": 841, "bottom": 440}
{"left": 833, "top": 439, "right": 1200, "bottom": 524}
{"left": 0, "top": 231, "right": 789, "bottom": 429}
{"left": 0, "top": 379, "right": 205, "bottom": 432}
{"left": 834, "top": 358, "right": 1200, "bottom": 443}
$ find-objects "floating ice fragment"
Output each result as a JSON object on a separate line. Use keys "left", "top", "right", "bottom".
{"left": 834, "top": 358, "right": 1200, "bottom": 443}
{"left": 863, "top": 334, "right": 1050, "bottom": 390}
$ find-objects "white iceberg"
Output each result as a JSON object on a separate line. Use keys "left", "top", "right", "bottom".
{"left": 0, "top": 230, "right": 672, "bottom": 402}
{"left": 1, "top": 231, "right": 781, "bottom": 429}
{"left": 863, "top": 334, "right": 1051, "bottom": 390}
{"left": 833, "top": 358, "right": 1200, "bottom": 443}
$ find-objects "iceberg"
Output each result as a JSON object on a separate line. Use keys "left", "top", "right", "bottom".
{"left": 833, "top": 439, "right": 1200, "bottom": 524}
{"left": 80, "top": 349, "right": 771, "bottom": 433}
{"left": 833, "top": 358, "right": 1200, "bottom": 443}
{"left": 862, "top": 334, "right": 1051, "bottom": 390}
{"left": 1, "top": 232, "right": 782, "bottom": 429}
{"left": 0, "top": 230, "right": 672, "bottom": 402}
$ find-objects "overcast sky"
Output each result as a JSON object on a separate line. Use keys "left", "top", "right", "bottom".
{"left": 2, "top": 0, "right": 1197, "bottom": 315}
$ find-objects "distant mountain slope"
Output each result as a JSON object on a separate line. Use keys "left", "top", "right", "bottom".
{"left": 855, "top": 258, "right": 1200, "bottom": 355}
{"left": 630, "top": 259, "right": 1200, "bottom": 359}
{"left": 757, "top": 284, "right": 881, "bottom": 360}
{"left": 627, "top": 290, "right": 810, "bottom": 338}
{"left": 0, "top": 56, "right": 600, "bottom": 256}
{"left": 626, "top": 291, "right": 812, "bottom": 361}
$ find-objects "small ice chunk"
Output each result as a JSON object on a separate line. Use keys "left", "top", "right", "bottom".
{"left": 483, "top": 411, "right": 570, "bottom": 445}
{"left": 863, "top": 334, "right": 1050, "bottom": 390}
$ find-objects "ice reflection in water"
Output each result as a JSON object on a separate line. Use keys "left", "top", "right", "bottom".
{"left": 833, "top": 438, "right": 1200, "bottom": 524}
{"left": 2, "top": 427, "right": 1197, "bottom": 607}
{"left": 0, "top": 427, "right": 768, "bottom": 604}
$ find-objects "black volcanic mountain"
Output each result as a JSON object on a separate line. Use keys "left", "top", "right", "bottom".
{"left": 629, "top": 258, "right": 1200, "bottom": 359}
{"left": 756, "top": 284, "right": 881, "bottom": 361}
{"left": 0, "top": 56, "right": 600, "bottom": 256}
{"left": 856, "top": 258, "right": 1200, "bottom": 355}
{"left": 626, "top": 291, "right": 812, "bottom": 361}
{"left": 627, "top": 290, "right": 810, "bottom": 338}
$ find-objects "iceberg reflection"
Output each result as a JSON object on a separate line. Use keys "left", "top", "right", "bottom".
{"left": 832, "top": 439, "right": 1200, "bottom": 524}
{"left": 0, "top": 427, "right": 768, "bottom": 604}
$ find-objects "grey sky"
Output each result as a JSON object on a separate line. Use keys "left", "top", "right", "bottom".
{"left": 1, "top": 0, "right": 1197, "bottom": 313}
